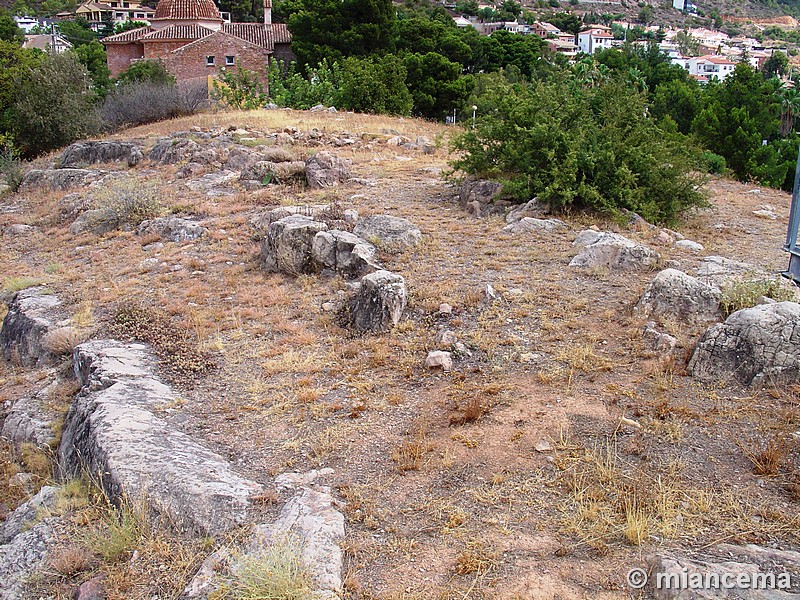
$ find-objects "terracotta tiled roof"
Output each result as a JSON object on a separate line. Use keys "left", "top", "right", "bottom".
{"left": 153, "top": 0, "right": 221, "bottom": 21}
{"left": 222, "top": 22, "right": 291, "bottom": 48}
{"left": 101, "top": 26, "right": 152, "bottom": 43}
{"left": 141, "top": 24, "right": 214, "bottom": 40}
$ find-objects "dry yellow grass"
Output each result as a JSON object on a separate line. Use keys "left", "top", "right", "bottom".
{"left": 2, "top": 109, "right": 800, "bottom": 598}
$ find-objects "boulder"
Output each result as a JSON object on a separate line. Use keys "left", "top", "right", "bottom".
{"left": 240, "top": 160, "right": 306, "bottom": 183}
{"left": 137, "top": 217, "right": 207, "bottom": 242}
{"left": 345, "top": 270, "right": 407, "bottom": 332}
{"left": 569, "top": 232, "right": 659, "bottom": 271}
{"left": 635, "top": 269, "right": 722, "bottom": 325}
{"left": 2, "top": 378, "right": 65, "bottom": 448}
{"left": 305, "top": 152, "right": 351, "bottom": 189}
{"left": 250, "top": 469, "right": 345, "bottom": 599}
{"left": 250, "top": 204, "right": 330, "bottom": 233}
{"left": 696, "top": 256, "right": 763, "bottom": 288}
{"left": 352, "top": 215, "right": 422, "bottom": 250}
{"left": 0, "top": 486, "right": 58, "bottom": 544}
{"left": 502, "top": 217, "right": 566, "bottom": 234}
{"left": 61, "top": 141, "right": 143, "bottom": 168}
{"left": 21, "top": 169, "right": 103, "bottom": 191}
{"left": 0, "top": 287, "right": 62, "bottom": 367}
{"left": 689, "top": 301, "right": 800, "bottom": 387}
{"left": 457, "top": 179, "right": 505, "bottom": 215}
{"left": 59, "top": 340, "right": 262, "bottom": 535}
{"left": 149, "top": 138, "right": 200, "bottom": 165}
{"left": 425, "top": 350, "right": 453, "bottom": 371}
{"left": 69, "top": 207, "right": 122, "bottom": 236}
{"left": 262, "top": 215, "right": 329, "bottom": 275}
{"left": 674, "top": 239, "right": 704, "bottom": 252}
{"left": 185, "top": 170, "right": 239, "bottom": 194}
{"left": 258, "top": 147, "right": 296, "bottom": 163}
{"left": 642, "top": 322, "right": 679, "bottom": 363}
{"left": 3, "top": 224, "right": 36, "bottom": 237}
{"left": 505, "top": 199, "right": 548, "bottom": 223}
{"left": 0, "top": 520, "right": 54, "bottom": 599}
{"left": 312, "top": 230, "right": 381, "bottom": 278}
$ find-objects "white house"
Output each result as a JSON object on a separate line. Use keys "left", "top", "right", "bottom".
{"left": 672, "top": 0, "right": 696, "bottom": 12}
{"left": 14, "top": 16, "right": 41, "bottom": 33}
{"left": 577, "top": 26, "right": 613, "bottom": 55}
{"left": 688, "top": 55, "right": 736, "bottom": 81}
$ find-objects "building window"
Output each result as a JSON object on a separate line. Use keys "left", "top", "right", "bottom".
{"left": 225, "top": 55, "right": 235, "bottom": 66}
{"left": 206, "top": 56, "right": 215, "bottom": 66}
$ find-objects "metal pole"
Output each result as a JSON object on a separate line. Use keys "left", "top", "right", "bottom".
{"left": 785, "top": 141, "right": 800, "bottom": 250}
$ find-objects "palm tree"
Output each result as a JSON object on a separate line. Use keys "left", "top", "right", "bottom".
{"left": 628, "top": 67, "right": 647, "bottom": 93}
{"left": 779, "top": 86, "right": 800, "bottom": 137}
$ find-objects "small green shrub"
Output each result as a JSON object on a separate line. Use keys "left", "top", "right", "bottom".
{"left": 216, "top": 536, "right": 313, "bottom": 600}
{"left": 701, "top": 151, "right": 726, "bottom": 175}
{"left": 212, "top": 67, "right": 267, "bottom": 110}
{"left": 720, "top": 278, "right": 797, "bottom": 317}
{"left": 92, "top": 178, "right": 164, "bottom": 224}
{"left": 84, "top": 495, "right": 147, "bottom": 563}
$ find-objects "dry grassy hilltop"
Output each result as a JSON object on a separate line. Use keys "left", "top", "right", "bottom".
{"left": 0, "top": 109, "right": 799, "bottom": 599}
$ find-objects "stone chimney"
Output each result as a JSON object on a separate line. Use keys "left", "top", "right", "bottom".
{"left": 264, "top": 0, "right": 271, "bottom": 25}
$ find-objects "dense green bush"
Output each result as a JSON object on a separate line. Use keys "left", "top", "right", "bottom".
{"left": 12, "top": 52, "right": 99, "bottom": 157}
{"left": 701, "top": 151, "right": 726, "bottom": 174}
{"left": 212, "top": 66, "right": 267, "bottom": 109}
{"left": 336, "top": 55, "right": 412, "bottom": 115}
{"left": 451, "top": 77, "right": 707, "bottom": 224}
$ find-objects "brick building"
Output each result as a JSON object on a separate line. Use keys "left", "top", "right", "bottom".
{"left": 102, "top": 0, "right": 292, "bottom": 86}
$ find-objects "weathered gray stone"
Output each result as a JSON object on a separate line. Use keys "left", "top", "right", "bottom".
{"left": 61, "top": 141, "right": 143, "bottom": 168}
{"left": 185, "top": 170, "right": 239, "bottom": 194}
{"left": 646, "top": 552, "right": 800, "bottom": 599}
{"left": 345, "top": 270, "right": 407, "bottom": 332}
{"left": 425, "top": 350, "right": 453, "bottom": 371}
{"left": 0, "top": 486, "right": 58, "bottom": 544}
{"left": 675, "top": 239, "right": 704, "bottom": 252}
{"left": 137, "top": 217, "right": 207, "bottom": 242}
{"left": 2, "top": 377, "right": 65, "bottom": 448}
{"left": 0, "top": 287, "right": 62, "bottom": 367}
{"left": 352, "top": 215, "right": 421, "bottom": 250}
{"left": 505, "top": 199, "right": 548, "bottom": 223}
{"left": 3, "top": 224, "right": 35, "bottom": 237}
{"left": 689, "top": 302, "right": 800, "bottom": 387}
{"left": 262, "top": 215, "right": 329, "bottom": 275}
{"left": 69, "top": 207, "right": 122, "bottom": 236}
{"left": 642, "top": 321, "right": 679, "bottom": 363}
{"left": 240, "top": 161, "right": 306, "bottom": 183}
{"left": 149, "top": 138, "right": 200, "bottom": 165}
{"left": 502, "top": 217, "right": 567, "bottom": 234}
{"left": 305, "top": 152, "right": 351, "bottom": 189}
{"left": 251, "top": 469, "right": 344, "bottom": 599}
{"left": 21, "top": 169, "right": 103, "bottom": 191}
{"left": 572, "top": 229, "right": 604, "bottom": 247}
{"left": 635, "top": 269, "right": 722, "bottom": 325}
{"left": 569, "top": 232, "right": 659, "bottom": 271}
{"left": 0, "top": 520, "right": 54, "bottom": 599}
{"left": 58, "top": 340, "right": 262, "bottom": 535}
{"left": 458, "top": 179, "right": 503, "bottom": 210}
{"left": 696, "top": 256, "right": 763, "bottom": 288}
{"left": 312, "top": 230, "right": 380, "bottom": 279}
